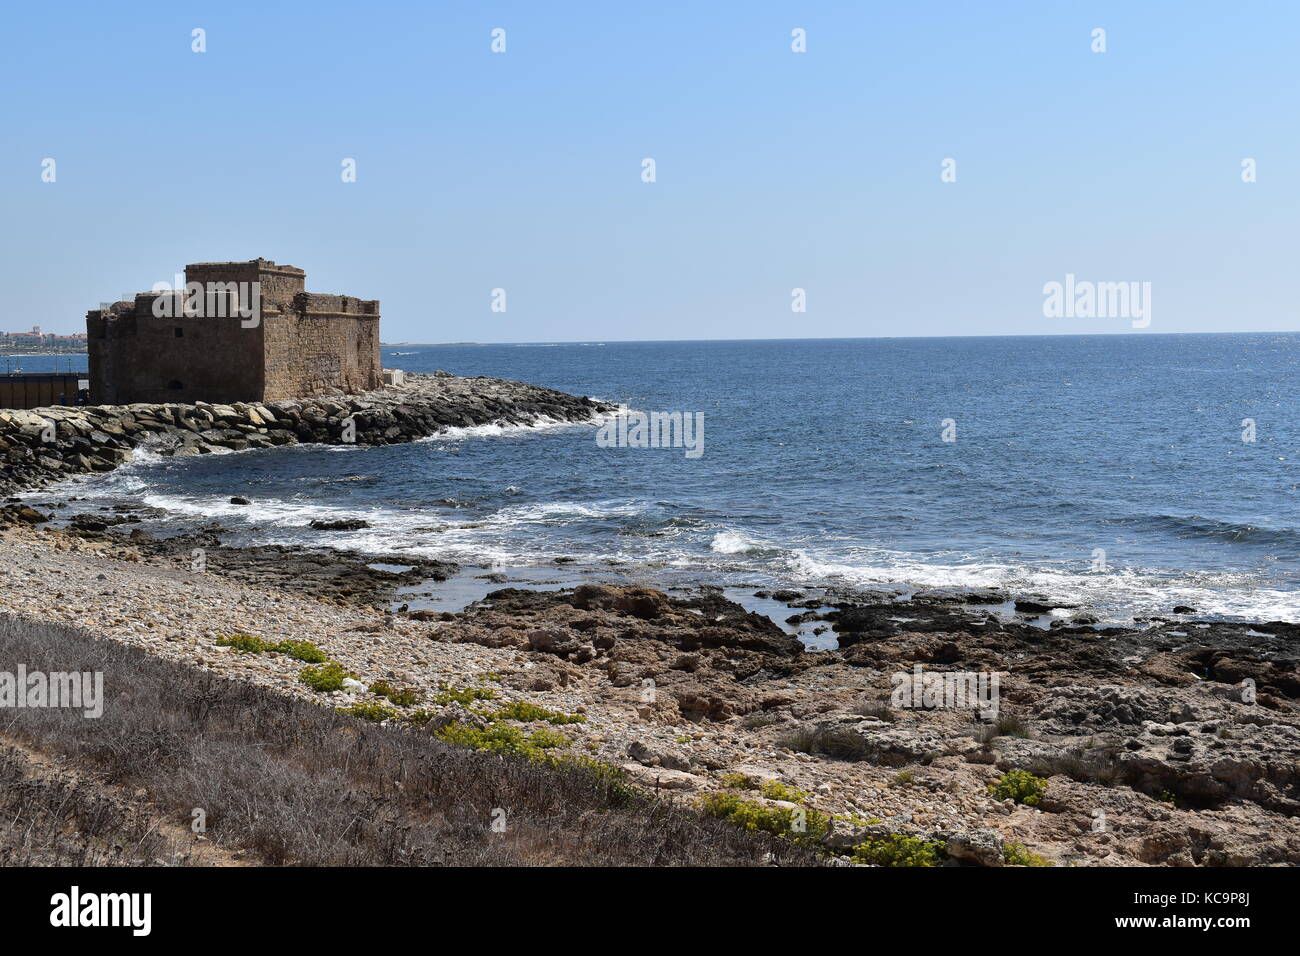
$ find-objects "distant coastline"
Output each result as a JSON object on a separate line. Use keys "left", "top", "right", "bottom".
{"left": 381, "top": 342, "right": 480, "bottom": 347}
{"left": 0, "top": 350, "right": 88, "bottom": 358}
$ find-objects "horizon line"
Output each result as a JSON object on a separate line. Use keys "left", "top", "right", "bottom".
{"left": 380, "top": 329, "right": 1298, "bottom": 347}
{"left": 12, "top": 328, "right": 1294, "bottom": 350}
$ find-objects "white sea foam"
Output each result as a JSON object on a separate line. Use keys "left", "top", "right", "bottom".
{"left": 781, "top": 547, "right": 1300, "bottom": 623}
{"left": 710, "top": 530, "right": 768, "bottom": 554}
{"left": 37, "top": 429, "right": 1298, "bottom": 625}
{"left": 120, "top": 490, "right": 652, "bottom": 570}
{"left": 416, "top": 410, "right": 614, "bottom": 442}
{"left": 139, "top": 493, "right": 379, "bottom": 527}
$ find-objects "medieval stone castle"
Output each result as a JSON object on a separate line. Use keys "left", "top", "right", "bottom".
{"left": 86, "top": 259, "right": 381, "bottom": 405}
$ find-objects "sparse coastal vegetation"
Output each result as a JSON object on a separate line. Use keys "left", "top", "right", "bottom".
{"left": 0, "top": 613, "right": 817, "bottom": 866}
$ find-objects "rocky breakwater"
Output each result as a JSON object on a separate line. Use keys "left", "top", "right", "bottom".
{"left": 0, "top": 372, "right": 613, "bottom": 495}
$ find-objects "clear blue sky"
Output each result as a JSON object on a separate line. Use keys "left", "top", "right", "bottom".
{"left": 4, "top": 1, "right": 1296, "bottom": 341}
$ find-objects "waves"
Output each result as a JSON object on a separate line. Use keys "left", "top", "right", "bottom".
{"left": 25, "top": 334, "right": 1299, "bottom": 625}
{"left": 37, "top": 455, "right": 1300, "bottom": 623}
{"left": 781, "top": 547, "right": 1300, "bottom": 622}
{"left": 709, "top": 530, "right": 769, "bottom": 554}
{"left": 415, "top": 413, "right": 611, "bottom": 443}
{"left": 31, "top": 444, "right": 1300, "bottom": 625}
{"left": 1112, "top": 513, "right": 1300, "bottom": 552}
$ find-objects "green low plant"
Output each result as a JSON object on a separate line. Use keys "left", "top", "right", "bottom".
{"left": 758, "top": 780, "right": 807, "bottom": 804}
{"left": 432, "top": 720, "right": 569, "bottom": 758}
{"left": 368, "top": 680, "right": 422, "bottom": 707}
{"left": 1003, "top": 842, "right": 1052, "bottom": 867}
{"left": 216, "top": 633, "right": 328, "bottom": 664}
{"left": 215, "top": 632, "right": 267, "bottom": 654}
{"left": 427, "top": 723, "right": 633, "bottom": 801}
{"left": 431, "top": 684, "right": 497, "bottom": 706}
{"left": 851, "top": 833, "right": 945, "bottom": 867}
{"left": 544, "top": 754, "right": 641, "bottom": 806}
{"left": 989, "top": 769, "right": 1048, "bottom": 806}
{"left": 547, "top": 753, "right": 624, "bottom": 782}
{"left": 299, "top": 661, "right": 353, "bottom": 693}
{"left": 700, "top": 792, "right": 830, "bottom": 844}
{"left": 489, "top": 700, "right": 585, "bottom": 724}
{"left": 526, "top": 726, "right": 571, "bottom": 750}
{"left": 338, "top": 701, "right": 399, "bottom": 722}
{"left": 277, "top": 640, "right": 329, "bottom": 664}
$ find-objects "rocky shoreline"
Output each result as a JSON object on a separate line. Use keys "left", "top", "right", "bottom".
{"left": 0, "top": 372, "right": 613, "bottom": 496}
{"left": 1, "top": 508, "right": 1296, "bottom": 867}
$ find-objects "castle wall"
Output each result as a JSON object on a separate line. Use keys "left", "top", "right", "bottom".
{"left": 86, "top": 260, "right": 379, "bottom": 405}
{"left": 89, "top": 294, "right": 264, "bottom": 405}
{"left": 87, "top": 309, "right": 129, "bottom": 405}
{"left": 262, "top": 293, "right": 380, "bottom": 400}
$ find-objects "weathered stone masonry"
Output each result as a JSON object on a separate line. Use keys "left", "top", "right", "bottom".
{"left": 86, "top": 259, "right": 380, "bottom": 405}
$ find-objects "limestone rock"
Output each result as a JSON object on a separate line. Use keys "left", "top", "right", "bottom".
{"left": 620, "top": 764, "right": 703, "bottom": 790}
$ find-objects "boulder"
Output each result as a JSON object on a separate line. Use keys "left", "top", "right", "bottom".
{"left": 627, "top": 739, "right": 693, "bottom": 771}
{"left": 946, "top": 829, "right": 1005, "bottom": 867}
{"left": 619, "top": 764, "right": 703, "bottom": 791}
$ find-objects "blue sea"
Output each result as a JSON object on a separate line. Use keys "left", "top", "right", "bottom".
{"left": 22, "top": 334, "right": 1300, "bottom": 623}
